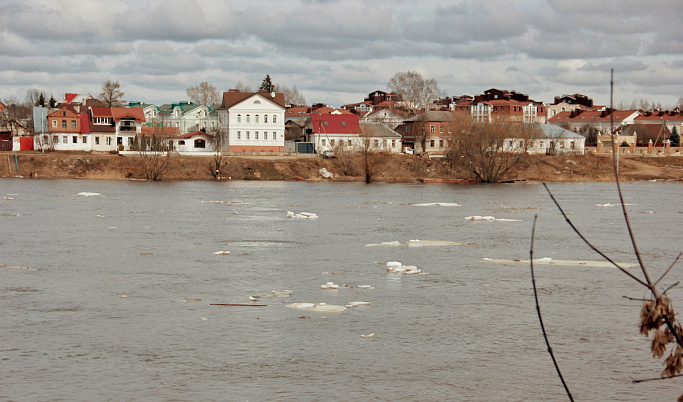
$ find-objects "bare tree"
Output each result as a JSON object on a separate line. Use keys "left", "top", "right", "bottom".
{"left": 25, "top": 89, "right": 46, "bottom": 107}
{"left": 99, "top": 80, "right": 124, "bottom": 107}
{"left": 387, "top": 70, "right": 444, "bottom": 116}
{"left": 0, "top": 96, "right": 32, "bottom": 136}
{"left": 208, "top": 125, "right": 225, "bottom": 179}
{"left": 186, "top": 81, "right": 220, "bottom": 106}
{"left": 233, "top": 81, "right": 252, "bottom": 92}
{"left": 132, "top": 122, "right": 175, "bottom": 181}
{"left": 274, "top": 84, "right": 306, "bottom": 105}
{"left": 446, "top": 115, "right": 535, "bottom": 183}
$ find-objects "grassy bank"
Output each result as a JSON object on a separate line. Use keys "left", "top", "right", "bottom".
{"left": 1, "top": 151, "right": 681, "bottom": 182}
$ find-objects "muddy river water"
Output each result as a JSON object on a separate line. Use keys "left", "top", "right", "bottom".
{"left": 1, "top": 179, "right": 681, "bottom": 401}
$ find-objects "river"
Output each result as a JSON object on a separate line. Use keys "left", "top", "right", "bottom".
{"left": 1, "top": 179, "right": 681, "bottom": 401}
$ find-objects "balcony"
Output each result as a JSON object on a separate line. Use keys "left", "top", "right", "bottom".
{"left": 119, "top": 125, "right": 137, "bottom": 132}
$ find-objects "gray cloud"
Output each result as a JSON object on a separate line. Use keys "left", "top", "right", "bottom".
{"left": 0, "top": 0, "right": 680, "bottom": 108}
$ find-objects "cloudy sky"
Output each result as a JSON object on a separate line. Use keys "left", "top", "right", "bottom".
{"left": 1, "top": 0, "right": 681, "bottom": 108}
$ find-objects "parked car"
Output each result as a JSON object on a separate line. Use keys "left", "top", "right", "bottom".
{"left": 322, "top": 150, "right": 335, "bottom": 158}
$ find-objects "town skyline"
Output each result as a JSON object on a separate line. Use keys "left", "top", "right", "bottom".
{"left": 1, "top": 0, "right": 681, "bottom": 108}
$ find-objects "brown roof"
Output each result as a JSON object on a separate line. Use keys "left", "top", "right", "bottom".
{"left": 221, "top": 91, "right": 286, "bottom": 109}
{"left": 111, "top": 107, "right": 145, "bottom": 122}
{"left": 173, "top": 130, "right": 214, "bottom": 139}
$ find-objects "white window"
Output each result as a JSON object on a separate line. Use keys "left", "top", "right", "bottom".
{"left": 264, "top": 132, "right": 268, "bottom": 140}
{"left": 246, "top": 131, "right": 250, "bottom": 139}
{"left": 246, "top": 115, "right": 250, "bottom": 123}
{"left": 83, "top": 136, "right": 87, "bottom": 144}
{"left": 237, "top": 114, "right": 241, "bottom": 122}
{"left": 52, "top": 120, "right": 57, "bottom": 128}
{"left": 321, "top": 139, "right": 326, "bottom": 146}
{"left": 273, "top": 115, "right": 277, "bottom": 123}
{"left": 106, "top": 137, "right": 112, "bottom": 146}
{"left": 255, "top": 115, "right": 259, "bottom": 123}
{"left": 264, "top": 115, "right": 268, "bottom": 123}
{"left": 430, "top": 125, "right": 435, "bottom": 133}
{"left": 237, "top": 131, "right": 241, "bottom": 140}
{"left": 273, "top": 131, "right": 276, "bottom": 139}
{"left": 95, "top": 137, "right": 100, "bottom": 145}
{"left": 62, "top": 136, "right": 67, "bottom": 144}
{"left": 255, "top": 131, "right": 259, "bottom": 140}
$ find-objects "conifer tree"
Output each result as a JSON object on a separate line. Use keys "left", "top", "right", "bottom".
{"left": 259, "top": 74, "right": 275, "bottom": 93}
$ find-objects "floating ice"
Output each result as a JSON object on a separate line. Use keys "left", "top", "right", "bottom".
{"left": 366, "top": 240, "right": 471, "bottom": 247}
{"left": 271, "top": 290, "right": 294, "bottom": 298}
{"left": 346, "top": 301, "right": 371, "bottom": 307}
{"left": 3, "top": 196, "right": 14, "bottom": 200}
{"left": 285, "top": 302, "right": 346, "bottom": 313}
{"left": 465, "top": 216, "right": 495, "bottom": 221}
{"left": 360, "top": 333, "right": 376, "bottom": 338}
{"left": 386, "top": 262, "right": 422, "bottom": 274}
{"left": 213, "top": 250, "right": 231, "bottom": 255}
{"left": 411, "top": 202, "right": 461, "bottom": 207}
{"left": 321, "top": 282, "right": 339, "bottom": 290}
{"left": 356, "top": 285, "right": 375, "bottom": 289}
{"left": 483, "top": 258, "right": 639, "bottom": 268}
{"left": 78, "top": 192, "right": 101, "bottom": 197}
{"left": 319, "top": 168, "right": 334, "bottom": 178}
{"left": 287, "top": 211, "right": 318, "bottom": 219}
{"left": 182, "top": 298, "right": 202, "bottom": 302}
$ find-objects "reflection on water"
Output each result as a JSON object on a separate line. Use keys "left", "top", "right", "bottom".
{"left": 1, "top": 179, "right": 681, "bottom": 401}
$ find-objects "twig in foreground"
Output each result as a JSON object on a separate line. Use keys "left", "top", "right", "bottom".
{"left": 530, "top": 215, "right": 574, "bottom": 401}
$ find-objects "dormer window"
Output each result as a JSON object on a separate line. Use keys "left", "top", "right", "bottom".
{"left": 253, "top": 100, "right": 261, "bottom": 104}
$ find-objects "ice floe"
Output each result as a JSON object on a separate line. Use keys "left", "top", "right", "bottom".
{"left": 287, "top": 211, "right": 318, "bottom": 219}
{"left": 271, "top": 290, "right": 294, "bottom": 298}
{"left": 386, "top": 261, "right": 423, "bottom": 274}
{"left": 285, "top": 302, "right": 346, "bottom": 313}
{"left": 596, "top": 203, "right": 637, "bottom": 207}
{"left": 78, "top": 192, "right": 101, "bottom": 197}
{"left": 321, "top": 282, "right": 339, "bottom": 290}
{"left": 465, "top": 216, "right": 522, "bottom": 222}
{"left": 319, "top": 168, "right": 334, "bottom": 178}
{"left": 411, "top": 202, "right": 461, "bottom": 207}
{"left": 360, "top": 333, "right": 376, "bottom": 338}
{"left": 355, "top": 285, "right": 375, "bottom": 289}
{"left": 366, "top": 239, "right": 472, "bottom": 247}
{"left": 483, "top": 258, "right": 639, "bottom": 268}
{"left": 213, "top": 250, "right": 231, "bottom": 255}
{"left": 346, "top": 301, "right": 371, "bottom": 308}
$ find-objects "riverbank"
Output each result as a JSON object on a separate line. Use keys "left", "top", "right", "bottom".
{"left": 1, "top": 151, "right": 682, "bottom": 182}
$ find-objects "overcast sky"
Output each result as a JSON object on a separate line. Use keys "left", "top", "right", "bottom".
{"left": 1, "top": 0, "right": 681, "bottom": 108}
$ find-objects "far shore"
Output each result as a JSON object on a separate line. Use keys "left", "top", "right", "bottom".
{"left": 1, "top": 151, "right": 681, "bottom": 183}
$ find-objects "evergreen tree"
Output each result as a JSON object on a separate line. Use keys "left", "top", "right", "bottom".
{"left": 259, "top": 74, "right": 275, "bottom": 93}
{"left": 48, "top": 94, "right": 56, "bottom": 108}
{"left": 670, "top": 127, "right": 680, "bottom": 147}
{"left": 38, "top": 93, "right": 46, "bottom": 107}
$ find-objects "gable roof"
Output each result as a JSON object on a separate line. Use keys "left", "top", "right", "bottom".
{"left": 111, "top": 107, "right": 145, "bottom": 122}
{"left": 359, "top": 122, "right": 401, "bottom": 138}
{"left": 536, "top": 124, "right": 585, "bottom": 139}
{"left": 548, "top": 109, "right": 639, "bottom": 123}
{"left": 310, "top": 113, "right": 361, "bottom": 134}
{"left": 221, "top": 91, "right": 286, "bottom": 109}
{"left": 404, "top": 111, "right": 456, "bottom": 123}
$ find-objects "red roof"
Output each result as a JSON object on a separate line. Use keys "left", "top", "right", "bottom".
{"left": 310, "top": 113, "right": 360, "bottom": 134}
{"left": 111, "top": 107, "right": 145, "bottom": 122}
{"left": 222, "top": 91, "right": 286, "bottom": 109}
{"left": 173, "top": 130, "right": 214, "bottom": 139}
{"left": 80, "top": 112, "right": 90, "bottom": 134}
{"left": 635, "top": 111, "right": 683, "bottom": 121}
{"left": 64, "top": 93, "right": 78, "bottom": 103}
{"left": 90, "top": 107, "right": 113, "bottom": 118}
{"left": 286, "top": 106, "right": 311, "bottom": 116}
{"left": 548, "top": 109, "right": 639, "bottom": 122}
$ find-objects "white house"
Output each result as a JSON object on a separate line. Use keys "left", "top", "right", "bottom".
{"left": 503, "top": 124, "right": 585, "bottom": 155}
{"left": 217, "top": 90, "right": 286, "bottom": 152}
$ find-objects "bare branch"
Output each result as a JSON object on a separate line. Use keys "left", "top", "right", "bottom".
{"left": 655, "top": 252, "right": 682, "bottom": 286}
{"left": 662, "top": 282, "right": 680, "bottom": 295}
{"left": 530, "top": 215, "right": 574, "bottom": 401}
{"left": 632, "top": 373, "right": 683, "bottom": 383}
